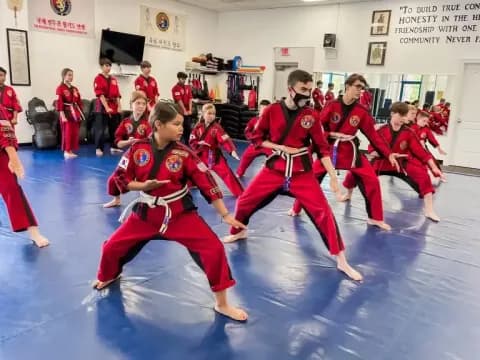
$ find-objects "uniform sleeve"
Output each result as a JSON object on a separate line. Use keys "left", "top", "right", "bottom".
{"left": 244, "top": 117, "right": 257, "bottom": 140}
{"left": 11, "top": 88, "right": 22, "bottom": 113}
{"left": 250, "top": 105, "right": 271, "bottom": 147}
{"left": 310, "top": 112, "right": 330, "bottom": 158}
{"left": 184, "top": 151, "right": 223, "bottom": 203}
{"left": 359, "top": 111, "right": 391, "bottom": 158}
{"left": 134, "top": 77, "right": 143, "bottom": 91}
{"left": 318, "top": 102, "right": 334, "bottom": 137}
{"left": 75, "top": 88, "right": 83, "bottom": 108}
{"left": 408, "top": 132, "right": 433, "bottom": 164}
{"left": 425, "top": 128, "right": 440, "bottom": 148}
{"left": 0, "top": 123, "right": 18, "bottom": 150}
{"left": 55, "top": 86, "right": 64, "bottom": 111}
{"left": 94, "top": 76, "right": 107, "bottom": 97}
{"left": 145, "top": 123, "right": 153, "bottom": 138}
{"left": 153, "top": 79, "right": 159, "bottom": 97}
{"left": 111, "top": 146, "right": 137, "bottom": 193}
{"left": 114, "top": 120, "right": 128, "bottom": 145}
{"left": 216, "top": 125, "right": 235, "bottom": 153}
{"left": 189, "top": 124, "right": 200, "bottom": 149}
{"left": 171, "top": 85, "right": 182, "bottom": 102}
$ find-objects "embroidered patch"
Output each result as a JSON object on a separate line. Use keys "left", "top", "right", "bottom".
{"left": 421, "top": 133, "right": 427, "bottom": 139}
{"left": 349, "top": 115, "right": 360, "bottom": 127}
{"left": 197, "top": 162, "right": 208, "bottom": 172}
{"left": 6, "top": 90, "right": 12, "bottom": 97}
{"left": 210, "top": 187, "right": 221, "bottom": 195}
{"left": 332, "top": 112, "right": 341, "bottom": 123}
{"left": 63, "top": 90, "right": 70, "bottom": 96}
{"left": 118, "top": 156, "right": 129, "bottom": 170}
{"left": 221, "top": 134, "right": 230, "bottom": 140}
{"left": 172, "top": 149, "right": 189, "bottom": 157}
{"left": 165, "top": 154, "right": 183, "bottom": 172}
{"left": 112, "top": 79, "right": 117, "bottom": 85}
{"left": 400, "top": 140, "right": 408, "bottom": 150}
{"left": 133, "top": 149, "right": 151, "bottom": 166}
{"left": 301, "top": 115, "right": 314, "bottom": 129}
{"left": 125, "top": 123, "right": 134, "bottom": 134}
{"left": 137, "top": 124, "right": 146, "bottom": 136}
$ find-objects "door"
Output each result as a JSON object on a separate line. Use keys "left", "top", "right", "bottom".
{"left": 273, "top": 63, "right": 298, "bottom": 101}
{"left": 452, "top": 63, "right": 480, "bottom": 168}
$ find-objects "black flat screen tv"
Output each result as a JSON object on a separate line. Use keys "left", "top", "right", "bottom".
{"left": 99, "top": 29, "right": 145, "bottom": 65}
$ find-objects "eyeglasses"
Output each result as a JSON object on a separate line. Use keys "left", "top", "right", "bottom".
{"left": 352, "top": 84, "right": 365, "bottom": 90}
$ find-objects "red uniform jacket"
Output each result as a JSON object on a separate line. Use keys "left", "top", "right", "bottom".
{"left": 171, "top": 83, "right": 193, "bottom": 114}
{"left": 55, "top": 83, "right": 83, "bottom": 122}
{"left": 359, "top": 90, "right": 373, "bottom": 111}
{"left": 320, "top": 100, "right": 391, "bottom": 169}
{"left": 411, "top": 124, "right": 439, "bottom": 148}
{"left": 93, "top": 74, "right": 121, "bottom": 114}
{"left": 190, "top": 121, "right": 236, "bottom": 165}
{"left": 312, "top": 88, "right": 325, "bottom": 110}
{"left": 112, "top": 140, "right": 222, "bottom": 225}
{"left": 244, "top": 116, "right": 259, "bottom": 140}
{"left": 134, "top": 75, "right": 159, "bottom": 107}
{"left": 0, "top": 85, "right": 22, "bottom": 122}
{"left": 0, "top": 120, "right": 17, "bottom": 150}
{"left": 325, "top": 90, "right": 335, "bottom": 104}
{"left": 114, "top": 115, "right": 152, "bottom": 146}
{"left": 251, "top": 102, "right": 330, "bottom": 175}
{"left": 369, "top": 124, "right": 432, "bottom": 171}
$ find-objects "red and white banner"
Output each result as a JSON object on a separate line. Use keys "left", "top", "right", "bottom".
{"left": 28, "top": 0, "right": 95, "bottom": 38}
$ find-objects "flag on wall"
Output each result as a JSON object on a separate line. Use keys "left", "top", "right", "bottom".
{"left": 28, "top": 0, "right": 95, "bottom": 38}
{"left": 139, "top": 5, "right": 186, "bottom": 51}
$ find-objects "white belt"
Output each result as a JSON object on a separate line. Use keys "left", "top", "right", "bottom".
{"left": 119, "top": 185, "right": 189, "bottom": 234}
{"left": 331, "top": 137, "right": 358, "bottom": 168}
{"left": 266, "top": 147, "right": 309, "bottom": 178}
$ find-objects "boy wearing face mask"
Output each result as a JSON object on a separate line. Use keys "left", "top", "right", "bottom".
{"left": 223, "top": 70, "right": 362, "bottom": 282}
{"left": 289, "top": 74, "right": 400, "bottom": 231}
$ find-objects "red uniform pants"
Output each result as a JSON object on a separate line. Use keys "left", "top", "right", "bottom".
{"left": 0, "top": 152, "right": 38, "bottom": 231}
{"left": 236, "top": 145, "right": 270, "bottom": 177}
{"left": 292, "top": 156, "right": 384, "bottom": 221}
{"left": 107, "top": 175, "right": 121, "bottom": 197}
{"left": 230, "top": 167, "right": 344, "bottom": 255}
{"left": 61, "top": 120, "right": 80, "bottom": 152}
{"left": 211, "top": 156, "right": 244, "bottom": 197}
{"left": 97, "top": 209, "right": 236, "bottom": 292}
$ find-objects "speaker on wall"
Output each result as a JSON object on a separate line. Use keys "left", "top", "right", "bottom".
{"left": 323, "top": 33, "right": 336, "bottom": 48}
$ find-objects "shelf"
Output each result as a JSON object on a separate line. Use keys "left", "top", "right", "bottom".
{"left": 111, "top": 73, "right": 138, "bottom": 77}
{"left": 185, "top": 68, "right": 264, "bottom": 76}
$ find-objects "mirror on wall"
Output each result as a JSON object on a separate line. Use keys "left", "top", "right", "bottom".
{"left": 313, "top": 72, "right": 454, "bottom": 135}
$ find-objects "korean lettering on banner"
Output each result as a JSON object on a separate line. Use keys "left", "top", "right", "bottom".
{"left": 29, "top": 0, "right": 94, "bottom": 38}
{"left": 139, "top": 5, "right": 186, "bottom": 51}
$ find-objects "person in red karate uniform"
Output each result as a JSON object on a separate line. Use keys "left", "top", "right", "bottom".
{"left": 324, "top": 82, "right": 335, "bottom": 105}
{"left": 236, "top": 99, "right": 272, "bottom": 177}
{"left": 0, "top": 106, "right": 49, "bottom": 247}
{"left": 171, "top": 72, "right": 193, "bottom": 144}
{"left": 134, "top": 60, "right": 159, "bottom": 111}
{"left": 344, "top": 102, "right": 443, "bottom": 222}
{"left": 190, "top": 103, "right": 243, "bottom": 197}
{"left": 289, "top": 74, "right": 400, "bottom": 231}
{"left": 103, "top": 91, "right": 152, "bottom": 208}
{"left": 94, "top": 101, "right": 248, "bottom": 322}
{"left": 312, "top": 80, "right": 325, "bottom": 112}
{"left": 429, "top": 105, "right": 447, "bottom": 135}
{"left": 223, "top": 70, "right": 362, "bottom": 282}
{"left": 0, "top": 67, "right": 22, "bottom": 126}
{"left": 93, "top": 57, "right": 122, "bottom": 156}
{"left": 55, "top": 68, "right": 84, "bottom": 159}
{"left": 359, "top": 87, "right": 373, "bottom": 113}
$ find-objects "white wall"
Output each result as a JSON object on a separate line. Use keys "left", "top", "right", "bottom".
{"left": 1, "top": 0, "right": 218, "bottom": 143}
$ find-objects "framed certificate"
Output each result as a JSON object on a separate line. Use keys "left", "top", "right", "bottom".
{"left": 6, "top": 28, "right": 31, "bottom": 86}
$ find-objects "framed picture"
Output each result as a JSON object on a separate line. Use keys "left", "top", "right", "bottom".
{"left": 6, "top": 28, "right": 31, "bottom": 86}
{"left": 367, "top": 42, "right": 387, "bottom": 66}
{"left": 370, "top": 10, "right": 391, "bottom": 36}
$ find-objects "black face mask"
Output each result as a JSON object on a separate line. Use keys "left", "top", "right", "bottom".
{"left": 290, "top": 88, "right": 311, "bottom": 108}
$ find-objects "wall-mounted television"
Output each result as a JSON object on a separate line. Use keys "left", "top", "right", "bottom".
{"left": 99, "top": 29, "right": 145, "bottom": 65}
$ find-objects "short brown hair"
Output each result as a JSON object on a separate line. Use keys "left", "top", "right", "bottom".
{"left": 149, "top": 101, "right": 179, "bottom": 130}
{"left": 390, "top": 101, "right": 409, "bottom": 116}
{"left": 417, "top": 110, "right": 430, "bottom": 118}
{"left": 287, "top": 70, "right": 313, "bottom": 87}
{"left": 345, "top": 73, "right": 367, "bottom": 87}
{"left": 61, "top": 68, "right": 73, "bottom": 80}
{"left": 99, "top": 57, "right": 112, "bottom": 66}
{"left": 130, "top": 90, "right": 148, "bottom": 104}
{"left": 140, "top": 60, "right": 151, "bottom": 69}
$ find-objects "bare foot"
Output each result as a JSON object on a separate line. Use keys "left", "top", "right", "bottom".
{"left": 367, "top": 219, "right": 392, "bottom": 231}
{"left": 96, "top": 149, "right": 103, "bottom": 156}
{"left": 425, "top": 211, "right": 440, "bottom": 222}
{"left": 222, "top": 229, "right": 247, "bottom": 243}
{"left": 103, "top": 198, "right": 121, "bottom": 208}
{"left": 93, "top": 276, "right": 120, "bottom": 290}
{"left": 337, "top": 192, "right": 352, "bottom": 202}
{"left": 440, "top": 175, "right": 447, "bottom": 183}
{"left": 287, "top": 208, "right": 300, "bottom": 217}
{"left": 337, "top": 263, "right": 363, "bottom": 282}
{"left": 214, "top": 304, "right": 248, "bottom": 322}
{"left": 30, "top": 233, "right": 50, "bottom": 248}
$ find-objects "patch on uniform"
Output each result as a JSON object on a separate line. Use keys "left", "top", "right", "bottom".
{"left": 73, "top": 89, "right": 78, "bottom": 96}
{"left": 137, "top": 124, "right": 146, "bottom": 136}
{"left": 301, "top": 115, "right": 314, "bottom": 129}
{"left": 63, "top": 90, "right": 70, "bottom": 96}
{"left": 210, "top": 187, "right": 221, "bottom": 195}
{"left": 6, "top": 90, "right": 12, "bottom": 97}
{"left": 221, "top": 134, "right": 230, "bottom": 140}
{"left": 174, "top": 92, "right": 181, "bottom": 96}
{"left": 400, "top": 140, "right": 408, "bottom": 150}
{"left": 421, "top": 133, "right": 427, "bottom": 139}
{"left": 349, "top": 115, "right": 360, "bottom": 127}
{"left": 112, "top": 79, "right": 117, "bottom": 85}
{"left": 197, "top": 162, "right": 208, "bottom": 172}
{"left": 332, "top": 112, "right": 341, "bottom": 123}
{"left": 165, "top": 154, "right": 183, "bottom": 172}
{"left": 125, "top": 123, "right": 134, "bottom": 134}
{"left": 172, "top": 149, "right": 189, "bottom": 157}
{"left": 133, "top": 149, "right": 151, "bottom": 166}
{"left": 118, "top": 156, "right": 129, "bottom": 170}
